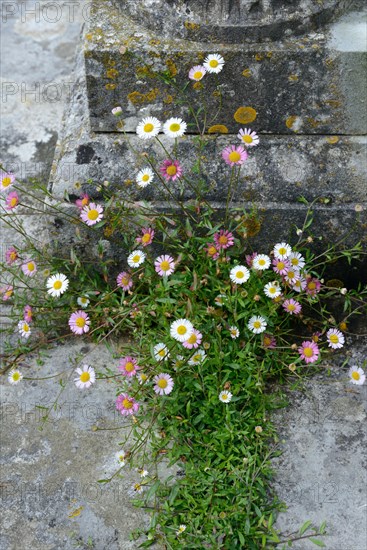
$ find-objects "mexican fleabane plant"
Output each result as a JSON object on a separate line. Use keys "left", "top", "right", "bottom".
{"left": 1, "top": 53, "right": 366, "bottom": 549}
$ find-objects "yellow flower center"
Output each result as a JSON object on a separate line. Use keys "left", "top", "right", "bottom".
{"left": 208, "top": 246, "right": 217, "bottom": 256}
{"left": 27, "top": 262, "right": 35, "bottom": 271}
{"left": 303, "top": 347, "right": 313, "bottom": 358}
{"left": 166, "top": 165, "right": 177, "bottom": 176}
{"left": 193, "top": 71, "right": 202, "bottom": 80}
{"left": 288, "top": 271, "right": 296, "bottom": 279}
{"left": 140, "top": 373, "right": 148, "bottom": 382}
{"left": 13, "top": 372, "right": 20, "bottom": 381}
{"left": 193, "top": 354, "right": 201, "bottom": 362}
{"left": 177, "top": 325, "right": 187, "bottom": 335}
{"left": 352, "top": 371, "right": 360, "bottom": 380}
{"left": 75, "top": 317, "right": 86, "bottom": 328}
{"left": 277, "top": 261, "right": 285, "bottom": 270}
{"left": 228, "top": 151, "right": 241, "bottom": 163}
{"left": 253, "top": 321, "right": 261, "bottom": 329}
{"left": 329, "top": 334, "right": 339, "bottom": 344}
{"left": 125, "top": 361, "right": 135, "bottom": 372}
{"left": 287, "top": 303, "right": 296, "bottom": 311}
{"left": 291, "top": 258, "right": 299, "bottom": 266}
{"left": 87, "top": 209, "right": 99, "bottom": 220}
{"left": 121, "top": 276, "right": 129, "bottom": 286}
{"left": 10, "top": 197, "right": 18, "bottom": 207}
{"left": 143, "top": 123, "right": 154, "bottom": 133}
{"left": 308, "top": 281, "right": 316, "bottom": 290}
{"left": 80, "top": 372, "right": 90, "bottom": 382}
{"left": 169, "top": 123, "right": 180, "bottom": 132}
{"left": 219, "top": 235, "right": 228, "bottom": 245}
{"left": 2, "top": 177, "right": 12, "bottom": 187}
{"left": 132, "top": 255, "right": 141, "bottom": 263}
{"left": 236, "top": 271, "right": 244, "bottom": 278}
{"left": 158, "top": 378, "right": 168, "bottom": 389}
{"left": 160, "top": 260, "right": 170, "bottom": 271}
{"left": 81, "top": 197, "right": 88, "bottom": 206}
{"left": 10, "top": 251, "right": 17, "bottom": 261}
{"left": 278, "top": 247, "right": 287, "bottom": 256}
{"left": 80, "top": 298, "right": 88, "bottom": 304}
{"left": 122, "top": 398, "right": 133, "bottom": 409}
{"left": 134, "top": 483, "right": 142, "bottom": 491}
{"left": 142, "top": 174, "right": 149, "bottom": 182}
{"left": 264, "top": 336, "right": 271, "bottom": 346}
{"left": 53, "top": 280, "right": 62, "bottom": 290}
{"left": 258, "top": 259, "right": 265, "bottom": 266}
{"left": 242, "top": 134, "right": 253, "bottom": 144}
{"left": 269, "top": 287, "right": 276, "bottom": 294}
{"left": 158, "top": 349, "right": 166, "bottom": 357}
{"left": 187, "top": 333, "right": 197, "bottom": 344}
{"left": 209, "top": 59, "right": 219, "bottom": 68}
{"left": 141, "top": 233, "right": 151, "bottom": 243}
{"left": 221, "top": 393, "right": 228, "bottom": 400}
{"left": 23, "top": 324, "right": 29, "bottom": 332}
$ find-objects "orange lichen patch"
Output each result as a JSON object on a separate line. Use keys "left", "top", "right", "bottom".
{"left": 163, "top": 94, "right": 173, "bottom": 104}
{"left": 105, "top": 83, "right": 117, "bottom": 90}
{"left": 255, "top": 53, "right": 263, "bottom": 61}
{"left": 106, "top": 68, "right": 119, "bottom": 79}
{"left": 326, "top": 136, "right": 339, "bottom": 144}
{"left": 184, "top": 21, "right": 200, "bottom": 31}
{"left": 242, "top": 68, "right": 252, "bottom": 77}
{"left": 288, "top": 74, "right": 299, "bottom": 82}
{"left": 166, "top": 59, "right": 178, "bottom": 76}
{"left": 234, "top": 106, "right": 257, "bottom": 124}
{"left": 127, "top": 88, "right": 160, "bottom": 105}
{"left": 286, "top": 116, "right": 297, "bottom": 129}
{"left": 208, "top": 125, "right": 229, "bottom": 134}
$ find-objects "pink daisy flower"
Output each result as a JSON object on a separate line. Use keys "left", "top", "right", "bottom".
{"left": 283, "top": 268, "right": 300, "bottom": 285}
{"left": 160, "top": 159, "right": 183, "bottom": 181}
{"left": 0, "top": 171, "right": 15, "bottom": 192}
{"left": 153, "top": 373, "right": 174, "bottom": 395}
{"left": 205, "top": 243, "right": 220, "bottom": 260}
{"left": 116, "top": 271, "right": 133, "bottom": 291}
{"left": 136, "top": 227, "right": 155, "bottom": 247}
{"left": 298, "top": 341, "right": 320, "bottom": 364}
{"left": 221, "top": 145, "right": 248, "bottom": 166}
{"left": 5, "top": 191, "right": 19, "bottom": 210}
{"left": 263, "top": 334, "right": 277, "bottom": 349}
{"left": 283, "top": 298, "right": 302, "bottom": 315}
{"left": 116, "top": 393, "right": 140, "bottom": 416}
{"left": 21, "top": 259, "right": 37, "bottom": 277}
{"left": 183, "top": 328, "right": 202, "bottom": 349}
{"left": 155, "top": 255, "right": 175, "bottom": 277}
{"left": 69, "top": 310, "right": 90, "bottom": 335}
{"left": 80, "top": 203, "right": 104, "bottom": 226}
{"left": 75, "top": 194, "right": 90, "bottom": 210}
{"left": 188, "top": 65, "right": 206, "bottom": 81}
{"left": 272, "top": 258, "right": 290, "bottom": 276}
{"left": 245, "top": 252, "right": 257, "bottom": 267}
{"left": 214, "top": 229, "right": 234, "bottom": 250}
{"left": 23, "top": 305, "right": 33, "bottom": 323}
{"left": 292, "top": 277, "right": 307, "bottom": 293}
{"left": 305, "top": 276, "right": 321, "bottom": 297}
{"left": 5, "top": 246, "right": 18, "bottom": 265}
{"left": 1, "top": 285, "right": 13, "bottom": 301}
{"left": 118, "top": 356, "right": 140, "bottom": 377}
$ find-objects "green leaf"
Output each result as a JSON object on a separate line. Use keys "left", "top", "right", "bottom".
{"left": 299, "top": 520, "right": 312, "bottom": 535}
{"left": 169, "top": 483, "right": 180, "bottom": 504}
{"left": 145, "top": 480, "right": 161, "bottom": 501}
{"left": 309, "top": 538, "right": 326, "bottom": 547}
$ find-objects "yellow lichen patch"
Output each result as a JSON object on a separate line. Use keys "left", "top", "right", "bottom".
{"left": 166, "top": 59, "right": 178, "bottom": 77}
{"left": 164, "top": 94, "right": 173, "bottom": 104}
{"left": 266, "top": 51, "right": 273, "bottom": 58}
{"left": 184, "top": 21, "right": 200, "bottom": 31}
{"left": 193, "top": 82, "right": 204, "bottom": 90}
{"left": 306, "top": 117, "right": 321, "bottom": 128}
{"left": 127, "top": 88, "right": 160, "bottom": 105}
{"left": 286, "top": 116, "right": 297, "bottom": 129}
{"left": 326, "top": 136, "right": 339, "bottom": 144}
{"left": 106, "top": 68, "right": 119, "bottom": 79}
{"left": 288, "top": 74, "right": 299, "bottom": 82}
{"left": 208, "top": 125, "right": 229, "bottom": 134}
{"left": 149, "top": 39, "right": 161, "bottom": 46}
{"left": 325, "top": 99, "right": 341, "bottom": 108}
{"left": 68, "top": 506, "right": 83, "bottom": 519}
{"left": 326, "top": 279, "right": 344, "bottom": 288}
{"left": 85, "top": 33, "right": 93, "bottom": 41}
{"left": 105, "top": 83, "right": 117, "bottom": 90}
{"left": 255, "top": 53, "right": 263, "bottom": 61}
{"left": 234, "top": 106, "right": 257, "bottom": 124}
{"left": 325, "top": 57, "right": 334, "bottom": 67}
{"left": 242, "top": 68, "right": 252, "bottom": 77}
{"left": 136, "top": 65, "right": 156, "bottom": 78}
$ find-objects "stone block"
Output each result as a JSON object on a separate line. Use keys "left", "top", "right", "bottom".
{"left": 84, "top": 0, "right": 367, "bottom": 134}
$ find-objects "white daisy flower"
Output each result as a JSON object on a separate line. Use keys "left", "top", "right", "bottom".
{"left": 46, "top": 273, "right": 69, "bottom": 298}
{"left": 288, "top": 251, "right": 305, "bottom": 270}
{"left": 229, "top": 326, "right": 239, "bottom": 339}
{"left": 128, "top": 482, "right": 145, "bottom": 497}
{"left": 203, "top": 53, "right": 225, "bottom": 74}
{"left": 77, "top": 296, "right": 90, "bottom": 308}
{"left": 116, "top": 450, "right": 126, "bottom": 465}
{"left": 177, "top": 524, "right": 187, "bottom": 535}
{"left": 188, "top": 349, "right": 206, "bottom": 365}
{"left": 163, "top": 117, "right": 187, "bottom": 138}
{"left": 214, "top": 294, "right": 227, "bottom": 307}
{"left": 349, "top": 366, "right": 365, "bottom": 385}
{"left": 153, "top": 343, "right": 170, "bottom": 361}
{"left": 264, "top": 281, "right": 281, "bottom": 299}
{"left": 326, "top": 328, "right": 345, "bottom": 349}
{"left": 273, "top": 242, "right": 292, "bottom": 260}
{"left": 8, "top": 369, "right": 23, "bottom": 385}
{"left": 136, "top": 167, "right": 154, "bottom": 188}
{"left": 127, "top": 250, "right": 146, "bottom": 268}
{"left": 170, "top": 318, "right": 194, "bottom": 342}
{"left": 219, "top": 390, "right": 232, "bottom": 403}
{"left": 74, "top": 365, "right": 96, "bottom": 389}
{"left": 18, "top": 320, "right": 31, "bottom": 339}
{"left": 252, "top": 254, "right": 270, "bottom": 271}
{"left": 137, "top": 468, "right": 149, "bottom": 478}
{"left": 137, "top": 372, "right": 149, "bottom": 384}
{"left": 230, "top": 265, "right": 250, "bottom": 284}
{"left": 136, "top": 117, "right": 161, "bottom": 140}
{"left": 248, "top": 315, "right": 267, "bottom": 334}
{"left": 237, "top": 128, "right": 260, "bottom": 147}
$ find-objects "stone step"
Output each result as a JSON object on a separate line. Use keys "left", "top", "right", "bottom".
{"left": 84, "top": 0, "right": 367, "bottom": 134}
